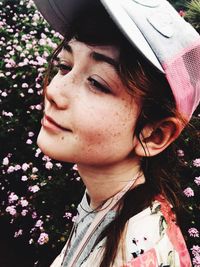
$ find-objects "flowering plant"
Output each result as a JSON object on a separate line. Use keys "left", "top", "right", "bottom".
{"left": 0, "top": 0, "right": 199, "bottom": 266}
{"left": 0, "top": 0, "right": 84, "bottom": 265}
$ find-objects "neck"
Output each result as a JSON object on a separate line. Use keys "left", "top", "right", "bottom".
{"left": 77, "top": 158, "right": 145, "bottom": 209}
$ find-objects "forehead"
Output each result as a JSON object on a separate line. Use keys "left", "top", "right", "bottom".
{"left": 59, "top": 39, "right": 120, "bottom": 60}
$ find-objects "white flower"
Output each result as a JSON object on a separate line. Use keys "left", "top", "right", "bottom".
{"left": 8, "top": 192, "right": 19, "bottom": 203}
{"left": 20, "top": 199, "right": 29, "bottom": 207}
{"left": 35, "top": 219, "right": 43, "bottom": 228}
{"left": 37, "top": 233, "right": 49, "bottom": 245}
{"left": 32, "top": 167, "right": 38, "bottom": 173}
{"left": 26, "top": 139, "right": 32, "bottom": 144}
{"left": 45, "top": 161, "right": 53, "bottom": 170}
{"left": 6, "top": 205, "right": 17, "bottom": 216}
{"left": 7, "top": 166, "right": 15, "bottom": 173}
{"left": 22, "top": 163, "right": 29, "bottom": 171}
{"left": 3, "top": 157, "right": 9, "bottom": 165}
{"left": 28, "top": 185, "right": 40, "bottom": 193}
{"left": 21, "top": 175, "right": 28, "bottom": 181}
{"left": 14, "top": 229, "right": 23, "bottom": 238}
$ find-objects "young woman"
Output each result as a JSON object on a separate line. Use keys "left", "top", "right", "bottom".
{"left": 34, "top": 0, "right": 200, "bottom": 266}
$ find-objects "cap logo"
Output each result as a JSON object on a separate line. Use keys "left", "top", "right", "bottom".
{"left": 132, "top": 0, "right": 159, "bottom": 7}
{"left": 147, "top": 11, "right": 174, "bottom": 38}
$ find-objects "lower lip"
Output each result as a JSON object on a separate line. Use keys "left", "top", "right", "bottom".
{"left": 41, "top": 116, "right": 68, "bottom": 133}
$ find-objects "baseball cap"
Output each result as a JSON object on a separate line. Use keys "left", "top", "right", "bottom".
{"left": 33, "top": 0, "right": 200, "bottom": 119}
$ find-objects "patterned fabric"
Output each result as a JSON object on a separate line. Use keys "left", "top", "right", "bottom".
{"left": 62, "top": 193, "right": 116, "bottom": 266}
{"left": 51, "top": 195, "right": 191, "bottom": 267}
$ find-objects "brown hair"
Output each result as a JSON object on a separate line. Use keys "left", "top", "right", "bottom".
{"left": 44, "top": 2, "right": 188, "bottom": 266}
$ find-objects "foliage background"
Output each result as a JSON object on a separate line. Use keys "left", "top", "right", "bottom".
{"left": 0, "top": 0, "right": 199, "bottom": 266}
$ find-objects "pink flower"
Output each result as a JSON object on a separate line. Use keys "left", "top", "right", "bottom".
{"left": 42, "top": 155, "right": 51, "bottom": 161}
{"left": 32, "top": 167, "right": 38, "bottom": 173}
{"left": 183, "top": 187, "right": 194, "bottom": 197}
{"left": 1, "top": 92, "right": 7, "bottom": 97}
{"left": 35, "top": 83, "right": 41, "bottom": 89}
{"left": 20, "top": 199, "right": 29, "bottom": 207}
{"left": 32, "top": 13, "right": 40, "bottom": 21}
{"left": 56, "top": 163, "right": 62, "bottom": 168}
{"left": 8, "top": 192, "right": 19, "bottom": 203}
{"left": 63, "top": 212, "right": 72, "bottom": 219}
{"left": 6, "top": 205, "right": 17, "bottom": 216}
{"left": 14, "top": 229, "right": 23, "bottom": 238}
{"left": 45, "top": 161, "right": 53, "bottom": 170}
{"left": 35, "top": 219, "right": 43, "bottom": 228}
{"left": 5, "top": 58, "right": 16, "bottom": 67}
{"left": 32, "top": 212, "right": 37, "bottom": 219}
{"left": 72, "top": 164, "right": 78, "bottom": 171}
{"left": 36, "top": 55, "right": 47, "bottom": 66}
{"left": 2, "top": 111, "right": 13, "bottom": 117}
{"left": 191, "top": 245, "right": 200, "bottom": 256}
{"left": 16, "top": 45, "right": 22, "bottom": 51}
{"left": 21, "top": 209, "right": 28, "bottom": 216}
{"left": 28, "top": 132, "right": 34, "bottom": 137}
{"left": 7, "top": 166, "right": 15, "bottom": 173}
{"left": 22, "top": 163, "right": 29, "bottom": 171}
{"left": 193, "top": 158, "right": 200, "bottom": 167}
{"left": 193, "top": 255, "right": 200, "bottom": 267}
{"left": 38, "top": 39, "right": 46, "bottom": 46}
{"left": 194, "top": 176, "right": 200, "bottom": 186}
{"left": 188, "top": 227, "right": 199, "bottom": 237}
{"left": 191, "top": 247, "right": 200, "bottom": 266}
{"left": 179, "top": 10, "right": 186, "bottom": 17}
{"left": 26, "top": 139, "right": 32, "bottom": 144}
{"left": 28, "top": 185, "right": 40, "bottom": 193}
{"left": 35, "top": 104, "right": 42, "bottom": 110}
{"left": 22, "top": 83, "right": 29, "bottom": 88}
{"left": 14, "top": 165, "right": 21, "bottom": 171}
{"left": 177, "top": 149, "right": 184, "bottom": 157}
{"left": 37, "top": 233, "right": 49, "bottom": 245}
{"left": 35, "top": 148, "right": 41, "bottom": 157}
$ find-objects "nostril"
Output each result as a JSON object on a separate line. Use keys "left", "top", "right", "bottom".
{"left": 44, "top": 85, "right": 69, "bottom": 110}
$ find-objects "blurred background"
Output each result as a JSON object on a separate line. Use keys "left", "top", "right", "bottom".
{"left": 0, "top": 0, "right": 199, "bottom": 266}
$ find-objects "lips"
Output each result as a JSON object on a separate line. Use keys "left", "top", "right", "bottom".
{"left": 42, "top": 115, "right": 71, "bottom": 132}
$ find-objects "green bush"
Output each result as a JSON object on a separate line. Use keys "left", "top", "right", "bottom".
{"left": 185, "top": 0, "right": 200, "bottom": 33}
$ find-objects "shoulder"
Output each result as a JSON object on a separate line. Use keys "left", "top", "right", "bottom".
{"left": 125, "top": 199, "right": 165, "bottom": 258}
{"left": 123, "top": 196, "right": 191, "bottom": 266}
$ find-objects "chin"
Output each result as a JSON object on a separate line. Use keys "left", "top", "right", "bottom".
{"left": 37, "top": 131, "right": 51, "bottom": 158}
{"left": 36, "top": 130, "right": 74, "bottom": 163}
{"left": 36, "top": 130, "right": 56, "bottom": 159}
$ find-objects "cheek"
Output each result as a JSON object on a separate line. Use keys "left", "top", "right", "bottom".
{"left": 73, "top": 103, "right": 136, "bottom": 151}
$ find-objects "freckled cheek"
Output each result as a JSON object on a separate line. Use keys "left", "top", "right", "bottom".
{"left": 74, "top": 116, "right": 131, "bottom": 148}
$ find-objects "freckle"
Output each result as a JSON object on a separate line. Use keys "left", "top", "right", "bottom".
{"left": 61, "top": 136, "right": 65, "bottom": 140}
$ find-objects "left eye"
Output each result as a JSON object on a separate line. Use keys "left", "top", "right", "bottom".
{"left": 88, "top": 77, "right": 111, "bottom": 94}
{"left": 56, "top": 63, "right": 72, "bottom": 75}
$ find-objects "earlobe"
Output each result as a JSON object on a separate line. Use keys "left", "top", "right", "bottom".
{"left": 134, "top": 118, "right": 183, "bottom": 157}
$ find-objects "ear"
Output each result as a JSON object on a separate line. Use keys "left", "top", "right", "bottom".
{"left": 134, "top": 117, "right": 183, "bottom": 157}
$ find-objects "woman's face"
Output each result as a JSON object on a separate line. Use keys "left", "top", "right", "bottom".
{"left": 37, "top": 39, "right": 141, "bottom": 166}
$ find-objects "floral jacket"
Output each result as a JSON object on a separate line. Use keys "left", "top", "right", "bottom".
{"left": 51, "top": 195, "right": 191, "bottom": 267}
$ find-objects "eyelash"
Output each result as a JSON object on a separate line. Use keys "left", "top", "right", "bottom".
{"left": 87, "top": 77, "right": 111, "bottom": 94}
{"left": 56, "top": 63, "right": 111, "bottom": 94}
{"left": 56, "top": 63, "right": 72, "bottom": 75}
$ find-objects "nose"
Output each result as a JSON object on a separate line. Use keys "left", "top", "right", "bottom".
{"left": 45, "top": 73, "right": 77, "bottom": 110}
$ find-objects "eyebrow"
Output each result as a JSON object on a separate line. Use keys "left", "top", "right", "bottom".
{"left": 63, "top": 43, "right": 119, "bottom": 71}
